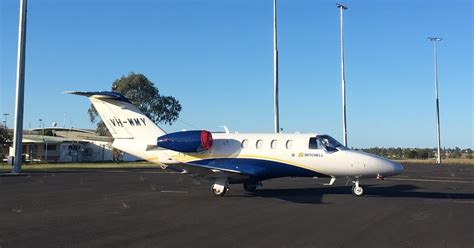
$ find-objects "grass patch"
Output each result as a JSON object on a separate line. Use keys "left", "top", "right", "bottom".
{"left": 395, "top": 158, "right": 474, "bottom": 165}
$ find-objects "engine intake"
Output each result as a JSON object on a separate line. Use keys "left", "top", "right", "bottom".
{"left": 157, "top": 130, "right": 213, "bottom": 153}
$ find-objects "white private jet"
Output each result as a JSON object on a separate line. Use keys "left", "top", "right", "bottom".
{"left": 66, "top": 91, "right": 403, "bottom": 197}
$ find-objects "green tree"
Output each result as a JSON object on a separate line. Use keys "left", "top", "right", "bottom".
{"left": 419, "top": 149, "right": 430, "bottom": 159}
{"left": 407, "top": 149, "right": 418, "bottom": 159}
{"left": 395, "top": 147, "right": 403, "bottom": 159}
{"left": 0, "top": 127, "right": 12, "bottom": 159}
{"left": 0, "top": 127, "right": 11, "bottom": 142}
{"left": 89, "top": 73, "right": 182, "bottom": 135}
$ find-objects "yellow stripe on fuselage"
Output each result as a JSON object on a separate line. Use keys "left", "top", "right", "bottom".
{"left": 171, "top": 153, "right": 319, "bottom": 173}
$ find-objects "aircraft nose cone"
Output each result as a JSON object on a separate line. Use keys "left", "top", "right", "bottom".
{"left": 393, "top": 162, "right": 404, "bottom": 175}
{"left": 374, "top": 156, "right": 403, "bottom": 177}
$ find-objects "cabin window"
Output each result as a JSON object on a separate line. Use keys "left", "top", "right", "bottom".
{"left": 270, "top": 140, "right": 278, "bottom": 149}
{"left": 317, "top": 135, "right": 347, "bottom": 152}
{"left": 286, "top": 140, "right": 293, "bottom": 149}
{"left": 308, "top": 137, "right": 321, "bottom": 149}
{"left": 241, "top": 139, "right": 248, "bottom": 149}
{"left": 256, "top": 139, "right": 263, "bottom": 149}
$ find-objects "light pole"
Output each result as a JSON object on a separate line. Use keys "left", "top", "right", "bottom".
{"left": 12, "top": 0, "right": 28, "bottom": 174}
{"left": 38, "top": 118, "right": 45, "bottom": 162}
{"left": 3, "top": 113, "right": 9, "bottom": 128}
{"left": 428, "top": 37, "right": 442, "bottom": 164}
{"left": 337, "top": 3, "right": 348, "bottom": 147}
{"left": 273, "top": 0, "right": 280, "bottom": 133}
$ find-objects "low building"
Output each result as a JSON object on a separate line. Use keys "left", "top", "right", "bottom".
{"left": 8, "top": 128, "right": 140, "bottom": 163}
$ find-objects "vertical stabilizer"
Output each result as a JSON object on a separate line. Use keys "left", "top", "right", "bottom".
{"left": 65, "top": 91, "right": 166, "bottom": 146}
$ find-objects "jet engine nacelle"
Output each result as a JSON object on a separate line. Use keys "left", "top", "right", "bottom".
{"left": 157, "top": 130, "right": 213, "bottom": 153}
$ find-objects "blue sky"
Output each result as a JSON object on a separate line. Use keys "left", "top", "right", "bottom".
{"left": 0, "top": 0, "right": 472, "bottom": 148}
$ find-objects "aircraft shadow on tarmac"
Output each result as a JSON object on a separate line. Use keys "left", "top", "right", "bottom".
{"left": 364, "top": 184, "right": 474, "bottom": 200}
{"left": 240, "top": 185, "right": 474, "bottom": 204}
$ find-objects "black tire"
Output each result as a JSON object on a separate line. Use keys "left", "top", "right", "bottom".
{"left": 243, "top": 182, "right": 258, "bottom": 192}
{"left": 352, "top": 185, "right": 364, "bottom": 196}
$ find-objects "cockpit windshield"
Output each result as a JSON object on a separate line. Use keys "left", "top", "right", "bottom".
{"left": 316, "top": 135, "right": 347, "bottom": 152}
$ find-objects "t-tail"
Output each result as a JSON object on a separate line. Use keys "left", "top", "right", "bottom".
{"left": 65, "top": 91, "right": 166, "bottom": 160}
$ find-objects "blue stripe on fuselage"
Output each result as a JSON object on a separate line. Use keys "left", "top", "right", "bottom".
{"left": 190, "top": 158, "right": 328, "bottom": 180}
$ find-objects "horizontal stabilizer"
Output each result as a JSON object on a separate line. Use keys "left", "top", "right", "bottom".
{"left": 64, "top": 91, "right": 132, "bottom": 104}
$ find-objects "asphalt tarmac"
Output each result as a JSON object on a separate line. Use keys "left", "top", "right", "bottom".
{"left": 0, "top": 163, "right": 472, "bottom": 248}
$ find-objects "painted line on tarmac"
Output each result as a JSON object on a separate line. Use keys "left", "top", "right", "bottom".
{"left": 95, "top": 170, "right": 180, "bottom": 174}
{"left": 424, "top": 176, "right": 473, "bottom": 180}
{"left": 160, "top": 190, "right": 188, "bottom": 193}
{"left": 387, "top": 177, "right": 474, "bottom": 184}
{"left": 137, "top": 171, "right": 180, "bottom": 174}
{"left": 453, "top": 201, "right": 474, "bottom": 204}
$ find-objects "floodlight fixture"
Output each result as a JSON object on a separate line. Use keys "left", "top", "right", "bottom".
{"left": 336, "top": 3, "right": 348, "bottom": 10}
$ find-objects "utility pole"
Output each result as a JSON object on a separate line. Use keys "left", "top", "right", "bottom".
{"left": 428, "top": 37, "right": 442, "bottom": 164}
{"left": 337, "top": 3, "right": 348, "bottom": 147}
{"left": 12, "top": 0, "right": 28, "bottom": 174}
{"left": 273, "top": 0, "right": 280, "bottom": 133}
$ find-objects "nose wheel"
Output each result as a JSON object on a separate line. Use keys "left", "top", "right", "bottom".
{"left": 351, "top": 180, "right": 364, "bottom": 196}
{"left": 212, "top": 178, "right": 229, "bottom": 197}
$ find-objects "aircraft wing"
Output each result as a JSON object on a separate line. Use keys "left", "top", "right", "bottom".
{"left": 166, "top": 161, "right": 256, "bottom": 183}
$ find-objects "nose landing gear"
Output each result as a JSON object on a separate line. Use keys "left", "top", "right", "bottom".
{"left": 212, "top": 178, "right": 229, "bottom": 197}
{"left": 351, "top": 180, "right": 364, "bottom": 196}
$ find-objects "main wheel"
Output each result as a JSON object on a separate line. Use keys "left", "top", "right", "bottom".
{"left": 352, "top": 185, "right": 364, "bottom": 196}
{"left": 243, "top": 182, "right": 258, "bottom": 192}
{"left": 212, "top": 184, "right": 227, "bottom": 197}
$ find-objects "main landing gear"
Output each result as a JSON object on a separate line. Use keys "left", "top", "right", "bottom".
{"left": 351, "top": 180, "right": 364, "bottom": 196}
{"left": 212, "top": 179, "right": 263, "bottom": 196}
{"left": 243, "top": 181, "right": 261, "bottom": 193}
{"left": 212, "top": 178, "right": 229, "bottom": 197}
